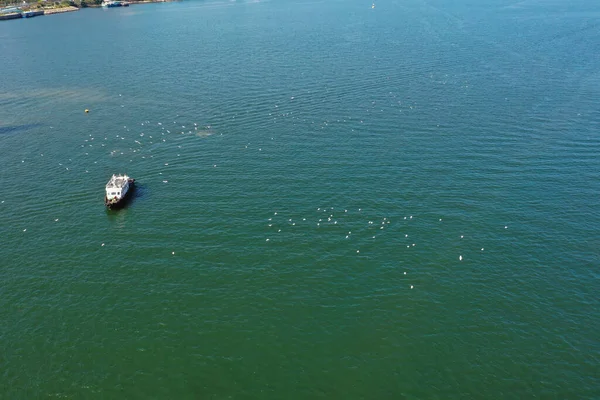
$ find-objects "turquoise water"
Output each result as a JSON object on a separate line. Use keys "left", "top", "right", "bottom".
{"left": 1, "top": 0, "right": 599, "bottom": 397}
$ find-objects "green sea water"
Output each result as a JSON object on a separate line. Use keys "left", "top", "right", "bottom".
{"left": 1, "top": 0, "right": 599, "bottom": 398}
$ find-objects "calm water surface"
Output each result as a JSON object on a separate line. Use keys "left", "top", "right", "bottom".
{"left": 1, "top": 0, "right": 599, "bottom": 398}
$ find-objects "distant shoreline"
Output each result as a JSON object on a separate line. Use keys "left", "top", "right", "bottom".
{"left": 0, "top": 0, "right": 176, "bottom": 20}
{"left": 85, "top": 0, "right": 175, "bottom": 8}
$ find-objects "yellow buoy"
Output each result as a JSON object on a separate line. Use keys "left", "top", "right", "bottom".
{"left": 85, "top": 109, "right": 89, "bottom": 113}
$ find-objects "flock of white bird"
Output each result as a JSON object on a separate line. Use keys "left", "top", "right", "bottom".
{"left": 261, "top": 207, "right": 506, "bottom": 290}
{"left": 10, "top": 96, "right": 509, "bottom": 288}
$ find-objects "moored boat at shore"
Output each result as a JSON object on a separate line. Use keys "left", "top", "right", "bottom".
{"left": 105, "top": 174, "right": 135, "bottom": 209}
{"left": 102, "top": 0, "right": 126, "bottom": 7}
{"left": 21, "top": 10, "right": 44, "bottom": 18}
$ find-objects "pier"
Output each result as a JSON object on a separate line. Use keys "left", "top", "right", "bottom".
{"left": 43, "top": 6, "right": 79, "bottom": 15}
{"left": 0, "top": 12, "right": 20, "bottom": 20}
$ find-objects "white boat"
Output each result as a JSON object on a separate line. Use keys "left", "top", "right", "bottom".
{"left": 102, "top": 0, "right": 126, "bottom": 7}
{"left": 105, "top": 174, "right": 135, "bottom": 208}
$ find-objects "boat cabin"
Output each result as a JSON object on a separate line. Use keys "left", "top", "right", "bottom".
{"left": 105, "top": 174, "right": 130, "bottom": 200}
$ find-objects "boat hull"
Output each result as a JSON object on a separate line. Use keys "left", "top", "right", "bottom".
{"left": 105, "top": 179, "right": 135, "bottom": 209}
